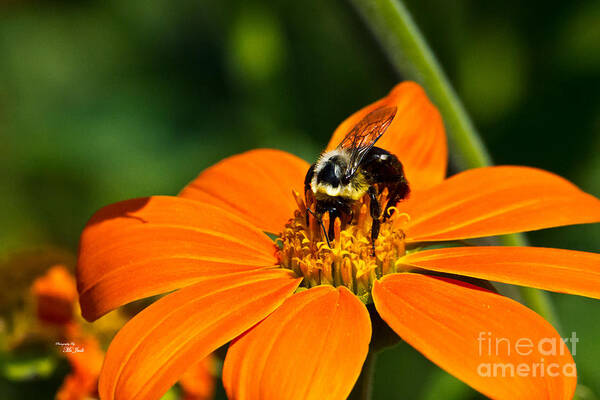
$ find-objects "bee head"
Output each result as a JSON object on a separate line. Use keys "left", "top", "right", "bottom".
{"left": 315, "top": 152, "right": 348, "bottom": 188}
{"left": 317, "top": 159, "right": 341, "bottom": 187}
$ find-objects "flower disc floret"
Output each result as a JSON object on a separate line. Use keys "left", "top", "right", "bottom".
{"left": 277, "top": 190, "right": 410, "bottom": 303}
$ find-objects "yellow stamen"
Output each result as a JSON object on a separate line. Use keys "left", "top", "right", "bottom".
{"left": 278, "top": 190, "right": 412, "bottom": 304}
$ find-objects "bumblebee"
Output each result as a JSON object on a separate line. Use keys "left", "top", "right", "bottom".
{"left": 304, "top": 106, "right": 410, "bottom": 254}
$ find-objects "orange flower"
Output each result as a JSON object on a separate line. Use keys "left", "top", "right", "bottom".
{"left": 32, "top": 265, "right": 78, "bottom": 325}
{"left": 29, "top": 265, "right": 215, "bottom": 400}
{"left": 77, "top": 82, "right": 600, "bottom": 400}
{"left": 30, "top": 265, "right": 103, "bottom": 400}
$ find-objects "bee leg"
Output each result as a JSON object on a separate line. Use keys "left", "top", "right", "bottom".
{"left": 368, "top": 186, "right": 381, "bottom": 256}
{"left": 306, "top": 206, "right": 332, "bottom": 249}
{"left": 305, "top": 192, "right": 310, "bottom": 226}
{"left": 303, "top": 164, "right": 316, "bottom": 226}
{"left": 371, "top": 219, "right": 380, "bottom": 256}
{"left": 327, "top": 206, "right": 339, "bottom": 242}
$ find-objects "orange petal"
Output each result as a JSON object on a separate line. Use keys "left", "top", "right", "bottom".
{"left": 223, "top": 285, "right": 371, "bottom": 400}
{"left": 402, "top": 246, "right": 600, "bottom": 299}
{"left": 373, "top": 273, "right": 577, "bottom": 400}
{"left": 99, "top": 269, "right": 301, "bottom": 400}
{"left": 326, "top": 82, "right": 447, "bottom": 191}
{"left": 179, "top": 149, "right": 309, "bottom": 233}
{"left": 78, "top": 196, "right": 278, "bottom": 321}
{"left": 398, "top": 166, "right": 600, "bottom": 242}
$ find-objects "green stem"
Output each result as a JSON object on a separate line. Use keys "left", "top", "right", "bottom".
{"left": 348, "top": 0, "right": 490, "bottom": 170}
{"left": 348, "top": 352, "right": 376, "bottom": 400}
{"left": 348, "top": 0, "right": 559, "bottom": 327}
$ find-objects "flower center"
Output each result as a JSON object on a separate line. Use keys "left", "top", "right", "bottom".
{"left": 276, "top": 190, "right": 410, "bottom": 304}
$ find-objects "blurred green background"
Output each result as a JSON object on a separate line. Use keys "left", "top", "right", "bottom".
{"left": 1, "top": 0, "right": 599, "bottom": 399}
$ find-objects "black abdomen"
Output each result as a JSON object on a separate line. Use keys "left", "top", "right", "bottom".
{"left": 360, "top": 147, "right": 410, "bottom": 217}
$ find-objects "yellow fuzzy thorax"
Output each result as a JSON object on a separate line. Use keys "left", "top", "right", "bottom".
{"left": 313, "top": 171, "right": 368, "bottom": 201}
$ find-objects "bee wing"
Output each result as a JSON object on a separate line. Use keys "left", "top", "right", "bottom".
{"left": 336, "top": 106, "right": 397, "bottom": 179}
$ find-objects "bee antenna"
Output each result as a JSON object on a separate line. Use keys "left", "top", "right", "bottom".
{"left": 305, "top": 207, "right": 332, "bottom": 249}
